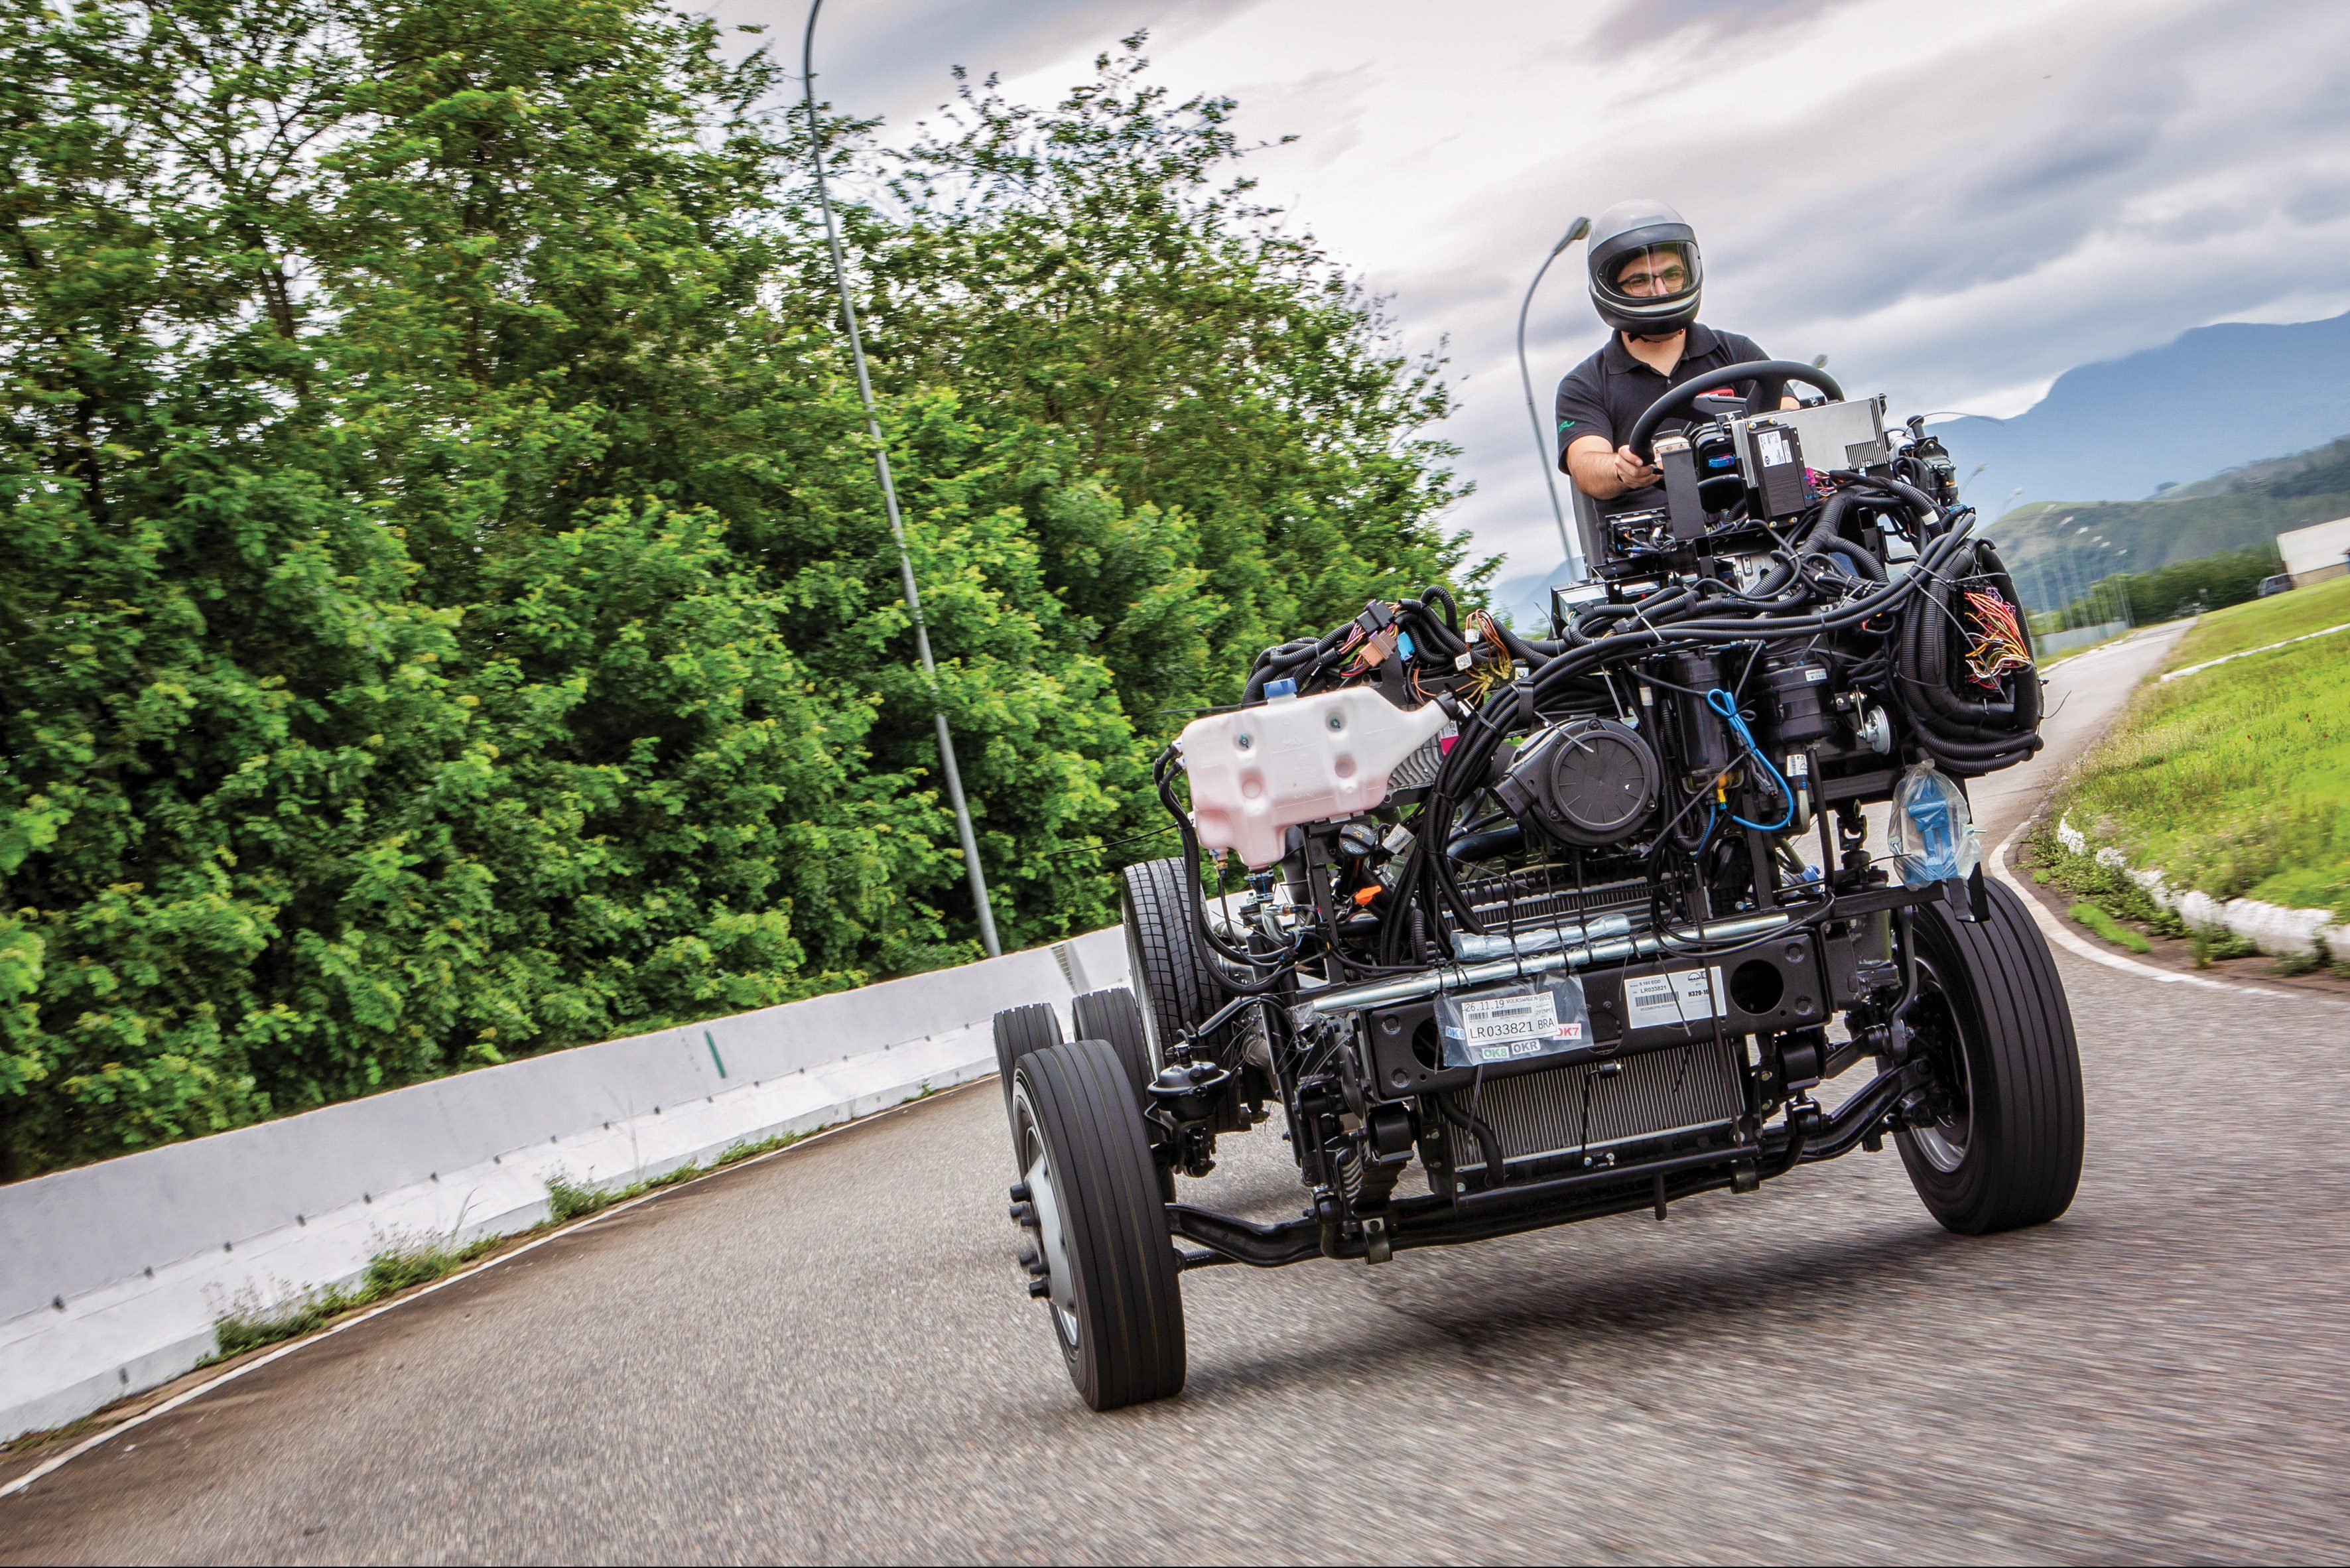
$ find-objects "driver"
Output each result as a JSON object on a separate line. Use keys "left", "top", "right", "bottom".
{"left": 1555, "top": 199, "right": 1773, "bottom": 507}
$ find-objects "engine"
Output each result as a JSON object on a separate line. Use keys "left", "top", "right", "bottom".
{"left": 1152, "top": 365, "right": 2044, "bottom": 1217}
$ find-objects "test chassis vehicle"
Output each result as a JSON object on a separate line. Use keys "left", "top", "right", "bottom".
{"left": 995, "top": 364, "right": 2083, "bottom": 1410}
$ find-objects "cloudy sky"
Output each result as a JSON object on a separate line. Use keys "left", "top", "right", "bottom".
{"left": 715, "top": 0, "right": 2350, "bottom": 575}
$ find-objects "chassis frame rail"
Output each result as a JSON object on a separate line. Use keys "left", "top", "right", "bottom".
{"left": 1167, "top": 1057, "right": 1925, "bottom": 1270}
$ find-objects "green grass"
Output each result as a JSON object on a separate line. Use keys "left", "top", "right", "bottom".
{"left": 210, "top": 1236, "right": 501, "bottom": 1359}
{"left": 2050, "top": 604, "right": 2350, "bottom": 919}
{"left": 2069, "top": 901, "right": 2152, "bottom": 952}
{"left": 2164, "top": 572, "right": 2350, "bottom": 669}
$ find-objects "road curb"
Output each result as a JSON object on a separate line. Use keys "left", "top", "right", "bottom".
{"left": 1989, "top": 820, "right": 2348, "bottom": 1010}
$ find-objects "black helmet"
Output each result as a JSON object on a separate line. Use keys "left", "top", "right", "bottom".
{"left": 1587, "top": 198, "right": 1703, "bottom": 338}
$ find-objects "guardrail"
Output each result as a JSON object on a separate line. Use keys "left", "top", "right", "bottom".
{"left": 0, "top": 928, "right": 1126, "bottom": 1441}
{"left": 2035, "top": 618, "right": 2130, "bottom": 656}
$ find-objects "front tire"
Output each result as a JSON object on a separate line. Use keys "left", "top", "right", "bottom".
{"left": 1895, "top": 880, "right": 2085, "bottom": 1234}
{"left": 1012, "top": 1039, "right": 1187, "bottom": 1411}
{"left": 1120, "top": 858, "right": 1228, "bottom": 1064}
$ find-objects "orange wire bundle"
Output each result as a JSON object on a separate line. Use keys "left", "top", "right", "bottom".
{"left": 1962, "top": 587, "right": 2034, "bottom": 687}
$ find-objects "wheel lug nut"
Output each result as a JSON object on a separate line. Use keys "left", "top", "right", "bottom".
{"left": 1008, "top": 1181, "right": 1031, "bottom": 1202}
{"left": 1016, "top": 1244, "right": 1039, "bottom": 1268}
{"left": 1008, "top": 1201, "right": 1035, "bottom": 1224}
{"left": 1027, "top": 1278, "right": 1051, "bottom": 1298}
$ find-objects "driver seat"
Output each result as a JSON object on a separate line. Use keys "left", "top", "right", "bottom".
{"left": 1569, "top": 483, "right": 1610, "bottom": 583}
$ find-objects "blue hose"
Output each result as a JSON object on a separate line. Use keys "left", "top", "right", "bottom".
{"left": 1704, "top": 688, "right": 1795, "bottom": 832}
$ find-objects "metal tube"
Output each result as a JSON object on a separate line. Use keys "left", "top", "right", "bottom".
{"left": 1518, "top": 218, "right": 1591, "bottom": 580}
{"left": 1306, "top": 911, "right": 1790, "bottom": 1015}
{"left": 801, "top": 1, "right": 1000, "bottom": 956}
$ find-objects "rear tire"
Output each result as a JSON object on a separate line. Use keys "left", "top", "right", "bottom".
{"left": 1895, "top": 880, "right": 2085, "bottom": 1234}
{"left": 1073, "top": 986, "right": 1155, "bottom": 1101}
{"left": 1012, "top": 1039, "right": 1187, "bottom": 1411}
{"left": 1073, "top": 986, "right": 1176, "bottom": 1202}
{"left": 993, "top": 1003, "right": 1063, "bottom": 1155}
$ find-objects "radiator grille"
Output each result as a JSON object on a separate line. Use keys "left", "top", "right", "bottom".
{"left": 1445, "top": 1039, "right": 1745, "bottom": 1172}
{"left": 1456, "top": 867, "right": 1653, "bottom": 937}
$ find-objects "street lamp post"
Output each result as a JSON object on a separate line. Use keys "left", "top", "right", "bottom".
{"left": 801, "top": 0, "right": 1002, "bottom": 956}
{"left": 1517, "top": 216, "right": 1591, "bottom": 579}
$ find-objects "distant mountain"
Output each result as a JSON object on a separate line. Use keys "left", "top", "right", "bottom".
{"left": 1493, "top": 555, "right": 1571, "bottom": 631}
{"left": 1938, "top": 310, "right": 2350, "bottom": 509}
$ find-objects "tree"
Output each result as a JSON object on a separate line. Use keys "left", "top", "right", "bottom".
{"left": 1, "top": 7, "right": 1482, "bottom": 1175}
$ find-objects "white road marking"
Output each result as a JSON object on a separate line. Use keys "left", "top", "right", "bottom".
{"left": 2158, "top": 620, "right": 2350, "bottom": 682}
{"left": 0, "top": 1100, "right": 947, "bottom": 1500}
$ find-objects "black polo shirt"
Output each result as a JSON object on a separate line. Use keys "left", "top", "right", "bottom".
{"left": 1554, "top": 322, "right": 1770, "bottom": 511}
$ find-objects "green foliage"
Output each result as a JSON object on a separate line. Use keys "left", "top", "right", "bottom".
{"left": 2188, "top": 925, "right": 2262, "bottom": 968}
{"left": 1, "top": 7, "right": 1474, "bottom": 1175}
{"left": 2109, "top": 546, "right": 2283, "bottom": 627}
{"left": 211, "top": 1234, "right": 500, "bottom": 1358}
{"left": 2067, "top": 901, "right": 2151, "bottom": 952}
{"left": 2024, "top": 823, "right": 2187, "bottom": 937}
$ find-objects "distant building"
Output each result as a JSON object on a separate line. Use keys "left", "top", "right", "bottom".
{"left": 2276, "top": 515, "right": 2350, "bottom": 586}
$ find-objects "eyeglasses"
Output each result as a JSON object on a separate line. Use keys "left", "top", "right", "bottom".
{"left": 1616, "top": 261, "right": 1691, "bottom": 297}
{"left": 1614, "top": 247, "right": 1691, "bottom": 298}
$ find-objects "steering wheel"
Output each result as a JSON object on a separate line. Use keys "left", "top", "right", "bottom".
{"left": 1624, "top": 359, "right": 1845, "bottom": 462}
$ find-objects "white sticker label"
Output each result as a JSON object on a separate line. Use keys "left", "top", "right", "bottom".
{"left": 1622, "top": 966, "right": 1726, "bottom": 1030}
{"left": 1757, "top": 430, "right": 1793, "bottom": 468}
{"left": 1456, "top": 991, "right": 1583, "bottom": 1059}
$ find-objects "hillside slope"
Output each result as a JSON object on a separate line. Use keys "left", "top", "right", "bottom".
{"left": 1986, "top": 433, "right": 2350, "bottom": 607}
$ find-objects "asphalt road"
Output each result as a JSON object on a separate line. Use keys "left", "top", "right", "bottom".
{"left": 9, "top": 623, "right": 2349, "bottom": 1564}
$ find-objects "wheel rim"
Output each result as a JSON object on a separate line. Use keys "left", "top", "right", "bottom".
{"left": 1013, "top": 1082, "right": 1080, "bottom": 1348}
{"left": 1905, "top": 958, "right": 1975, "bottom": 1174}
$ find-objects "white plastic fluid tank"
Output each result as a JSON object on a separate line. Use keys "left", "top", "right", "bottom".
{"left": 1180, "top": 687, "right": 1449, "bottom": 868}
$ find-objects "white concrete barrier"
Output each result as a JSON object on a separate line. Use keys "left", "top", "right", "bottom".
{"left": 2053, "top": 817, "right": 2347, "bottom": 959}
{"left": 0, "top": 927, "right": 1127, "bottom": 1441}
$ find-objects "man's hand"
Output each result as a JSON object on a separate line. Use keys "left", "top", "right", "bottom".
{"left": 1565, "top": 432, "right": 1660, "bottom": 500}
{"left": 1610, "top": 444, "right": 1660, "bottom": 492}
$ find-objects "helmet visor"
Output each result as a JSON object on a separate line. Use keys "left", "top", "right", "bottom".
{"left": 1600, "top": 242, "right": 1699, "bottom": 306}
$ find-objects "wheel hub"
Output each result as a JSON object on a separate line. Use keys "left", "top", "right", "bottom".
{"left": 1019, "top": 1134, "right": 1080, "bottom": 1344}
{"left": 1904, "top": 968, "right": 1974, "bottom": 1174}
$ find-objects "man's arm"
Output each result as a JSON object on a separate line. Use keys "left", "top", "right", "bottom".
{"left": 1556, "top": 363, "right": 1660, "bottom": 501}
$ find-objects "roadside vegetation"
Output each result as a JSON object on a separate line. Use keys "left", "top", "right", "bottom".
{"left": 2164, "top": 570, "right": 2350, "bottom": 667}
{"left": 2028, "top": 574, "right": 2350, "bottom": 966}
{"left": 0, "top": 1, "right": 1484, "bottom": 1177}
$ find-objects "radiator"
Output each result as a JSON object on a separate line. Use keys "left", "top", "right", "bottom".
{"left": 1444, "top": 1038, "right": 1745, "bottom": 1172}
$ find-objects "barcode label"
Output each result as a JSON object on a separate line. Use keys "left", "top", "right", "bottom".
{"left": 1457, "top": 991, "right": 1583, "bottom": 1053}
{"left": 1622, "top": 967, "right": 1726, "bottom": 1030}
